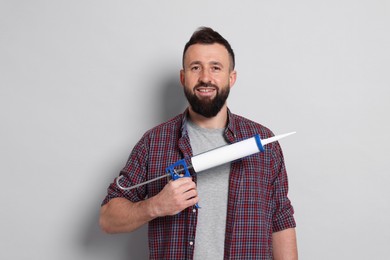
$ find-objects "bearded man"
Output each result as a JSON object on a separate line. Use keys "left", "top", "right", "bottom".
{"left": 100, "top": 27, "right": 298, "bottom": 260}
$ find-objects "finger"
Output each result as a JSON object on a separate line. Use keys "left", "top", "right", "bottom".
{"left": 170, "top": 177, "right": 196, "bottom": 191}
{"left": 183, "top": 189, "right": 198, "bottom": 200}
{"left": 184, "top": 196, "right": 199, "bottom": 208}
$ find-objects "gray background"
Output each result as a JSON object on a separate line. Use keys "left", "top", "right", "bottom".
{"left": 1, "top": 0, "right": 389, "bottom": 259}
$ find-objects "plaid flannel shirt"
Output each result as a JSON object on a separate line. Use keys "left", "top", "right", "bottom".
{"left": 102, "top": 109, "right": 296, "bottom": 259}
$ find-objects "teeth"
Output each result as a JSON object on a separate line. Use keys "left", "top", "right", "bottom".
{"left": 198, "top": 88, "right": 214, "bottom": 92}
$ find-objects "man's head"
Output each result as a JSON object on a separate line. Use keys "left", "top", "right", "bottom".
{"left": 182, "top": 27, "right": 235, "bottom": 71}
{"left": 181, "top": 27, "right": 237, "bottom": 118}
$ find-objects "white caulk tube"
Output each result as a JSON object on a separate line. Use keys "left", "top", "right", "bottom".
{"left": 191, "top": 132, "right": 296, "bottom": 172}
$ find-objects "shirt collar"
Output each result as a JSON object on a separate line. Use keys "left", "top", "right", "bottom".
{"left": 180, "top": 108, "right": 190, "bottom": 137}
{"left": 179, "top": 108, "right": 238, "bottom": 143}
{"left": 225, "top": 108, "right": 238, "bottom": 142}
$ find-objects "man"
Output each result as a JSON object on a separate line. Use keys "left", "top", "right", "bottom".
{"left": 100, "top": 27, "right": 298, "bottom": 259}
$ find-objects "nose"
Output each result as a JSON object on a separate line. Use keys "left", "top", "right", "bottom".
{"left": 198, "top": 69, "right": 211, "bottom": 84}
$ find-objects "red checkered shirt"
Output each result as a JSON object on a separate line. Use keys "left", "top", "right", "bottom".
{"left": 102, "top": 109, "right": 296, "bottom": 259}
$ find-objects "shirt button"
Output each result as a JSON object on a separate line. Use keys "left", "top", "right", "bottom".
{"left": 192, "top": 208, "right": 196, "bottom": 213}
{"left": 189, "top": 241, "right": 194, "bottom": 246}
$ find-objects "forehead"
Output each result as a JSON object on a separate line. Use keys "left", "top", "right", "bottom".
{"left": 183, "top": 43, "right": 230, "bottom": 66}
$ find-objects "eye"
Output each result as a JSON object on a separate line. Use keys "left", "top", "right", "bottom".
{"left": 211, "top": 66, "right": 221, "bottom": 71}
{"left": 191, "top": 65, "right": 200, "bottom": 71}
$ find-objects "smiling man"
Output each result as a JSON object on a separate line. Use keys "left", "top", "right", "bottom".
{"left": 100, "top": 27, "right": 298, "bottom": 260}
{"left": 181, "top": 42, "right": 234, "bottom": 121}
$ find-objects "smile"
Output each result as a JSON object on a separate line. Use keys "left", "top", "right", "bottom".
{"left": 198, "top": 88, "right": 215, "bottom": 92}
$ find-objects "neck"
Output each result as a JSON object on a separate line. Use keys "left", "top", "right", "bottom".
{"left": 188, "top": 105, "right": 228, "bottom": 129}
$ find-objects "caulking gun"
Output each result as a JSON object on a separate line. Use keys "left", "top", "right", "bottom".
{"left": 116, "top": 132, "right": 295, "bottom": 192}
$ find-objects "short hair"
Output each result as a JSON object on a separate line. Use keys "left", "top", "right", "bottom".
{"left": 182, "top": 27, "right": 235, "bottom": 70}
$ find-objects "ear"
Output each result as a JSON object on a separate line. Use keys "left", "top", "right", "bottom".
{"left": 180, "top": 69, "right": 185, "bottom": 87}
{"left": 229, "top": 70, "right": 237, "bottom": 88}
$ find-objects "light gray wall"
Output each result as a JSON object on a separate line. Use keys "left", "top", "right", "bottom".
{"left": 1, "top": 0, "right": 389, "bottom": 259}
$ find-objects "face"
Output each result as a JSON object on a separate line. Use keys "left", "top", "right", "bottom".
{"left": 180, "top": 43, "right": 237, "bottom": 118}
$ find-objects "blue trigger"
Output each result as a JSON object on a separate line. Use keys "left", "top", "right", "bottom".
{"left": 166, "top": 159, "right": 191, "bottom": 180}
{"left": 165, "top": 159, "right": 200, "bottom": 209}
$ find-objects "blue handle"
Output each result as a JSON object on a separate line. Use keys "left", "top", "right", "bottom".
{"left": 165, "top": 159, "right": 200, "bottom": 209}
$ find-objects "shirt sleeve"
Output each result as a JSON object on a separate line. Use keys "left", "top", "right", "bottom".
{"left": 271, "top": 142, "right": 296, "bottom": 232}
{"left": 101, "top": 136, "right": 149, "bottom": 206}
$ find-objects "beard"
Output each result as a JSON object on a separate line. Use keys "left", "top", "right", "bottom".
{"left": 183, "top": 82, "right": 230, "bottom": 118}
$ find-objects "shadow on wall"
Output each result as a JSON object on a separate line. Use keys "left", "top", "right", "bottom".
{"left": 82, "top": 208, "right": 149, "bottom": 260}
{"left": 157, "top": 73, "right": 187, "bottom": 122}
{"left": 81, "top": 74, "right": 187, "bottom": 260}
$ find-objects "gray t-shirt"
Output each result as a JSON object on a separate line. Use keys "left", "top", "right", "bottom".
{"left": 187, "top": 120, "right": 230, "bottom": 259}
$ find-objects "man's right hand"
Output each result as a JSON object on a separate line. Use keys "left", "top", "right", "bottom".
{"left": 100, "top": 177, "right": 198, "bottom": 234}
{"left": 150, "top": 177, "right": 199, "bottom": 217}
